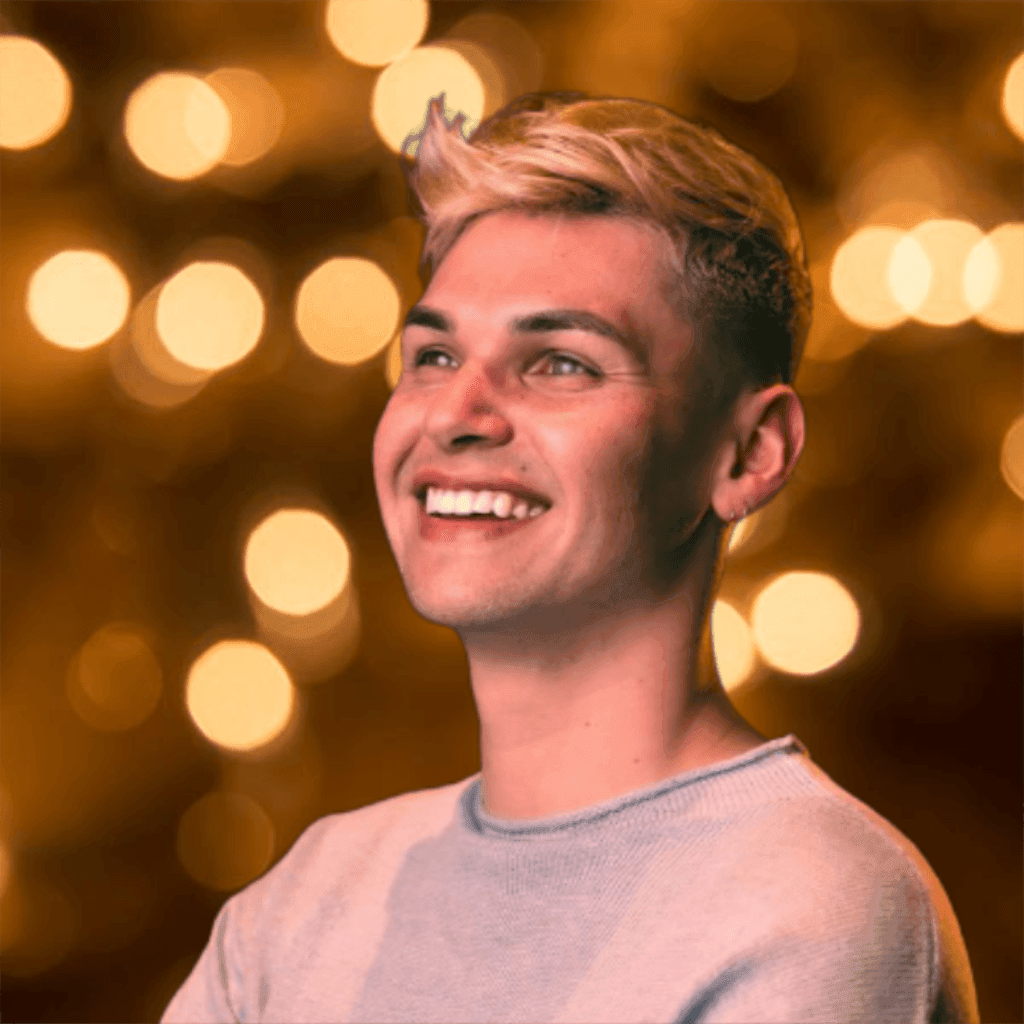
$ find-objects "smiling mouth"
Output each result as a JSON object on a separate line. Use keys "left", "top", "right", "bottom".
{"left": 415, "top": 487, "right": 551, "bottom": 521}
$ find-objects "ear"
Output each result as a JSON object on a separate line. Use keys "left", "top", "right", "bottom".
{"left": 708, "top": 384, "right": 805, "bottom": 523}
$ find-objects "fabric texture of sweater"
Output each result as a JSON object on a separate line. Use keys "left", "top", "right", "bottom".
{"left": 161, "top": 733, "right": 979, "bottom": 1023}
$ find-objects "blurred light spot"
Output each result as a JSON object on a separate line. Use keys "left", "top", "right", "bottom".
{"left": 900, "top": 219, "right": 987, "bottom": 327}
{"left": 963, "top": 234, "right": 1001, "bottom": 313}
{"left": 888, "top": 235, "right": 932, "bottom": 313}
{"left": 66, "top": 622, "right": 162, "bottom": 732}
{"left": 1001, "top": 415, "right": 1024, "bottom": 500}
{"left": 444, "top": 12, "right": 543, "bottom": 117}
{"left": 711, "top": 600, "right": 757, "bottom": 692}
{"left": 27, "top": 250, "right": 131, "bottom": 350}
{"left": 175, "top": 791, "right": 274, "bottom": 891}
{"left": 1002, "top": 52, "right": 1024, "bottom": 142}
{"left": 0, "top": 36, "right": 72, "bottom": 149}
{"left": 384, "top": 329, "right": 404, "bottom": 389}
{"left": 186, "top": 640, "right": 295, "bottom": 752}
{"left": 326, "top": 0, "right": 429, "bottom": 67}
{"left": 156, "top": 261, "right": 264, "bottom": 371}
{"left": 0, "top": 876, "right": 78, "bottom": 976}
{"left": 294, "top": 256, "right": 400, "bottom": 365}
{"left": 802, "top": 261, "right": 874, "bottom": 365}
{"left": 245, "top": 508, "right": 351, "bottom": 616}
{"left": 372, "top": 47, "right": 485, "bottom": 155}
{"left": 830, "top": 227, "right": 909, "bottom": 330}
{"left": 696, "top": 7, "right": 798, "bottom": 103}
{"left": 751, "top": 571, "right": 861, "bottom": 676}
{"left": 204, "top": 67, "right": 285, "bottom": 166}
{"left": 973, "top": 223, "right": 1024, "bottom": 333}
{"left": 124, "top": 72, "right": 230, "bottom": 180}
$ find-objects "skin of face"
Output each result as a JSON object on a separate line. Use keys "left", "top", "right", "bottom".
{"left": 372, "top": 210, "right": 805, "bottom": 818}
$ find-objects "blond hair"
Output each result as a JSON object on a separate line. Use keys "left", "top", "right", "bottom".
{"left": 403, "top": 91, "right": 812, "bottom": 405}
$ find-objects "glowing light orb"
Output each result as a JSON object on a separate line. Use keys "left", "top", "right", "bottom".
{"left": 176, "top": 791, "right": 274, "bottom": 891}
{"left": 204, "top": 67, "right": 285, "bottom": 166}
{"left": 970, "top": 223, "right": 1023, "bottom": 334}
{"left": 185, "top": 640, "right": 294, "bottom": 752}
{"left": 294, "top": 256, "right": 400, "bottom": 365}
{"left": 244, "top": 508, "right": 352, "bottom": 616}
{"left": 0, "top": 36, "right": 72, "bottom": 149}
{"left": 156, "top": 261, "right": 264, "bottom": 371}
{"left": 1002, "top": 52, "right": 1024, "bottom": 142}
{"left": 751, "top": 571, "right": 861, "bottom": 676}
{"left": 711, "top": 600, "right": 758, "bottom": 692}
{"left": 66, "top": 622, "right": 162, "bottom": 732}
{"left": 830, "top": 227, "right": 909, "bottom": 331}
{"left": 124, "top": 72, "right": 230, "bottom": 180}
{"left": 27, "top": 250, "right": 131, "bottom": 350}
{"left": 325, "top": 0, "right": 429, "bottom": 68}
{"left": 371, "top": 46, "right": 484, "bottom": 155}
{"left": 1000, "top": 415, "right": 1024, "bottom": 500}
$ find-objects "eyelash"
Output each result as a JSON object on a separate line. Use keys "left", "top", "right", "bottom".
{"left": 412, "top": 348, "right": 600, "bottom": 379}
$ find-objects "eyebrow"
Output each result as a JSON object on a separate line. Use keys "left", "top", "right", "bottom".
{"left": 402, "top": 304, "right": 650, "bottom": 371}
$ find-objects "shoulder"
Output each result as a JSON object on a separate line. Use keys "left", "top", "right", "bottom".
{"left": 220, "top": 773, "right": 476, "bottom": 936}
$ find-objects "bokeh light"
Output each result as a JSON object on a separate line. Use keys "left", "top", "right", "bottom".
{"left": 751, "top": 571, "right": 861, "bottom": 676}
{"left": 26, "top": 250, "right": 131, "bottom": 350}
{"left": 696, "top": 6, "right": 798, "bottom": 103}
{"left": 325, "top": 0, "right": 430, "bottom": 68}
{"left": 175, "top": 792, "right": 274, "bottom": 891}
{"left": 0, "top": 36, "right": 72, "bottom": 149}
{"left": 1002, "top": 52, "right": 1024, "bottom": 142}
{"left": 0, "top": 875, "right": 79, "bottom": 977}
{"left": 0, "top": 842, "right": 11, "bottom": 897}
{"left": 711, "top": 600, "right": 758, "bottom": 692}
{"left": 185, "top": 640, "right": 295, "bottom": 752}
{"left": 971, "top": 223, "right": 1024, "bottom": 333}
{"left": 204, "top": 67, "right": 285, "bottom": 167}
{"left": 896, "top": 219, "right": 987, "bottom": 327}
{"left": 294, "top": 256, "right": 400, "bottom": 365}
{"left": 371, "top": 46, "right": 485, "bottom": 155}
{"left": 123, "top": 72, "right": 230, "bottom": 180}
{"left": 66, "top": 622, "right": 163, "bottom": 732}
{"left": 156, "top": 261, "right": 265, "bottom": 371}
{"left": 244, "top": 508, "right": 352, "bottom": 616}
{"left": 1000, "top": 415, "right": 1024, "bottom": 500}
{"left": 829, "top": 227, "right": 909, "bottom": 330}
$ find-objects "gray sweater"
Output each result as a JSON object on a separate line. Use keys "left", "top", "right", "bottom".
{"left": 161, "top": 734, "right": 979, "bottom": 1023}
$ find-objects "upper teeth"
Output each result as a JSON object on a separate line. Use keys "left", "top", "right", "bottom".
{"left": 424, "top": 487, "right": 547, "bottom": 520}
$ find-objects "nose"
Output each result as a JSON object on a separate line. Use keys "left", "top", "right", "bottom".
{"left": 423, "top": 361, "right": 514, "bottom": 450}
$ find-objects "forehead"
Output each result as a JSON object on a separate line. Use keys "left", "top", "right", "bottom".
{"left": 425, "top": 211, "right": 685, "bottom": 343}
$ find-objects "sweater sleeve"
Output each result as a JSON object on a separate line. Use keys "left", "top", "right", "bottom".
{"left": 159, "top": 898, "right": 246, "bottom": 1024}
{"left": 678, "top": 858, "right": 978, "bottom": 1024}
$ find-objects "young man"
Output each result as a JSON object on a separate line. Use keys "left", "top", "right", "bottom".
{"left": 163, "top": 94, "right": 979, "bottom": 1023}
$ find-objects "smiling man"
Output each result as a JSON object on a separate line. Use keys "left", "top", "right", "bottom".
{"left": 163, "top": 93, "right": 978, "bottom": 1024}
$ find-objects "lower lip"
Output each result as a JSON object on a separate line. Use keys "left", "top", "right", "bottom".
{"left": 417, "top": 503, "right": 547, "bottom": 541}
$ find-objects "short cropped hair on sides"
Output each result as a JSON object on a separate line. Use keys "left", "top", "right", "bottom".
{"left": 402, "top": 92, "right": 813, "bottom": 412}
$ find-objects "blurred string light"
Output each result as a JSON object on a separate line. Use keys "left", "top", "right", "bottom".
{"left": 1002, "top": 52, "right": 1024, "bottom": 141}
{"left": 1001, "top": 415, "right": 1024, "bottom": 500}
{"left": 294, "top": 256, "right": 400, "bottom": 365}
{"left": 156, "top": 261, "right": 265, "bottom": 371}
{"left": 175, "top": 791, "right": 274, "bottom": 891}
{"left": 244, "top": 509, "right": 351, "bottom": 616}
{"left": 710, "top": 599, "right": 757, "bottom": 692}
{"left": 65, "top": 622, "right": 162, "bottom": 732}
{"left": 751, "top": 572, "right": 861, "bottom": 676}
{"left": 26, "top": 250, "right": 131, "bottom": 350}
{"left": 204, "top": 67, "right": 285, "bottom": 167}
{"left": 123, "top": 72, "right": 230, "bottom": 180}
{"left": 373, "top": 48, "right": 485, "bottom": 155}
{"left": 186, "top": 640, "right": 295, "bottom": 752}
{"left": 0, "top": 35, "right": 72, "bottom": 149}
{"left": 830, "top": 221, "right": 1023, "bottom": 333}
{"left": 325, "top": 0, "right": 429, "bottom": 67}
